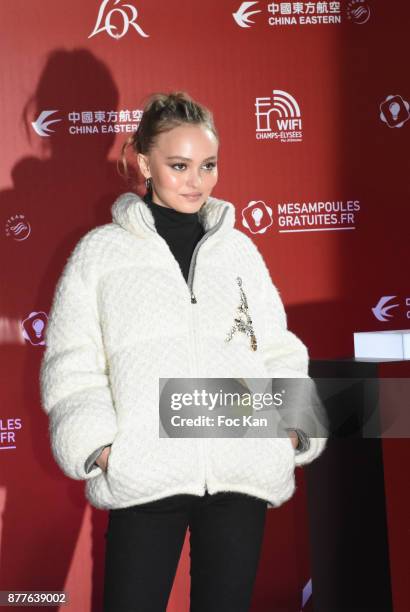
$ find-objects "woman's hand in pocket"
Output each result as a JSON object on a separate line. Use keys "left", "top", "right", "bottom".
{"left": 95, "top": 446, "right": 112, "bottom": 472}
{"left": 287, "top": 430, "right": 299, "bottom": 450}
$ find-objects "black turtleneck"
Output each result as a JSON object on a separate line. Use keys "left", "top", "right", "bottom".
{"left": 143, "top": 192, "right": 205, "bottom": 283}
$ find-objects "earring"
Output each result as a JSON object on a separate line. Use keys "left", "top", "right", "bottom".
{"left": 145, "top": 177, "right": 152, "bottom": 190}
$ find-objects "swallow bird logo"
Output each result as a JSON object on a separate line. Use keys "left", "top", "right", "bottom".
{"left": 372, "top": 296, "right": 399, "bottom": 322}
{"left": 31, "top": 110, "right": 61, "bottom": 137}
{"left": 232, "top": 1, "right": 261, "bottom": 28}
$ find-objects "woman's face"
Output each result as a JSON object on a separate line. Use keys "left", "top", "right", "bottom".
{"left": 137, "top": 123, "right": 218, "bottom": 212}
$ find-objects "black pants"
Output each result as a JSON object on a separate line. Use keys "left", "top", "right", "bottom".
{"left": 103, "top": 491, "right": 267, "bottom": 612}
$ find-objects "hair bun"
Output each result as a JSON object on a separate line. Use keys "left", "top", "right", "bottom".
{"left": 156, "top": 92, "right": 193, "bottom": 113}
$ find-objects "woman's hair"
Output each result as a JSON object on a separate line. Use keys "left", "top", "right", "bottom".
{"left": 117, "top": 91, "right": 218, "bottom": 191}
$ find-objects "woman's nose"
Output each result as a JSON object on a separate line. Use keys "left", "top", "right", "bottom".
{"left": 186, "top": 170, "right": 202, "bottom": 188}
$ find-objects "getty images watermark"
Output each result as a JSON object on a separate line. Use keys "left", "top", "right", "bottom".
{"left": 158, "top": 377, "right": 410, "bottom": 440}
{"left": 159, "top": 377, "right": 327, "bottom": 439}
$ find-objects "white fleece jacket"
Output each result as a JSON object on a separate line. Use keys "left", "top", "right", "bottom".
{"left": 39, "top": 192, "right": 327, "bottom": 510}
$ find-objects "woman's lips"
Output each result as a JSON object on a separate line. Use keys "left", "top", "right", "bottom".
{"left": 181, "top": 193, "right": 202, "bottom": 201}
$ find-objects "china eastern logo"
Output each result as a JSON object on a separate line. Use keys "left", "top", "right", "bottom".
{"left": 233, "top": 2, "right": 261, "bottom": 27}
{"left": 372, "top": 296, "right": 399, "bottom": 322}
{"left": 371, "top": 296, "right": 410, "bottom": 322}
{"left": 31, "top": 110, "right": 61, "bottom": 136}
{"left": 31, "top": 108, "right": 142, "bottom": 137}
{"left": 255, "top": 90, "right": 302, "bottom": 143}
{"left": 89, "top": 0, "right": 149, "bottom": 39}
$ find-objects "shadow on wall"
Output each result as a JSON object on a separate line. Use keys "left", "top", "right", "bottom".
{"left": 0, "top": 48, "right": 139, "bottom": 612}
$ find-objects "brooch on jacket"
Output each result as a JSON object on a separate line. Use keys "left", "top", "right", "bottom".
{"left": 225, "top": 276, "right": 258, "bottom": 351}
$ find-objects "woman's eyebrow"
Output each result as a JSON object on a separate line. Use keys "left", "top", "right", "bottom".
{"left": 166, "top": 155, "right": 217, "bottom": 162}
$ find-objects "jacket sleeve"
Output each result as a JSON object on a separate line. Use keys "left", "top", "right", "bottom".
{"left": 39, "top": 240, "right": 118, "bottom": 480}
{"left": 248, "top": 238, "right": 328, "bottom": 467}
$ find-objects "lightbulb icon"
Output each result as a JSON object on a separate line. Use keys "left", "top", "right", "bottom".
{"left": 251, "top": 207, "right": 263, "bottom": 227}
{"left": 32, "top": 318, "right": 45, "bottom": 338}
{"left": 21, "top": 311, "right": 48, "bottom": 345}
{"left": 389, "top": 102, "right": 400, "bottom": 121}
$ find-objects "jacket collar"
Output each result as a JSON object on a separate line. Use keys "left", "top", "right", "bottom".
{"left": 111, "top": 192, "right": 235, "bottom": 239}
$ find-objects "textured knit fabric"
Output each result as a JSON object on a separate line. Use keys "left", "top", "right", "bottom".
{"left": 85, "top": 196, "right": 310, "bottom": 472}
{"left": 39, "top": 191, "right": 327, "bottom": 511}
{"left": 85, "top": 195, "right": 310, "bottom": 472}
{"left": 85, "top": 192, "right": 207, "bottom": 471}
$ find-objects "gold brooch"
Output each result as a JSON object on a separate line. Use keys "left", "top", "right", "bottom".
{"left": 225, "top": 276, "right": 258, "bottom": 351}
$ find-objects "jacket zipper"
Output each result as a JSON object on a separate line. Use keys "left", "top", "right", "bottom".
{"left": 141, "top": 202, "right": 229, "bottom": 305}
{"left": 189, "top": 289, "right": 208, "bottom": 492}
{"left": 185, "top": 210, "right": 230, "bottom": 493}
{"left": 185, "top": 205, "right": 229, "bottom": 304}
{"left": 144, "top": 204, "right": 230, "bottom": 494}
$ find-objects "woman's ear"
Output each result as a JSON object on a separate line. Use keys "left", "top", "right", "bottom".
{"left": 136, "top": 153, "right": 150, "bottom": 180}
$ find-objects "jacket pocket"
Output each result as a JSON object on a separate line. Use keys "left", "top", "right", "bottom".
{"left": 280, "top": 434, "right": 296, "bottom": 465}
{"left": 208, "top": 436, "right": 295, "bottom": 495}
{"left": 266, "top": 436, "right": 296, "bottom": 492}
{"left": 104, "top": 435, "right": 121, "bottom": 494}
{"left": 274, "top": 432, "right": 295, "bottom": 458}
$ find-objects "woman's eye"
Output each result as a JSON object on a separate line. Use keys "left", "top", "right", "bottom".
{"left": 204, "top": 162, "right": 217, "bottom": 170}
{"left": 171, "top": 162, "right": 217, "bottom": 171}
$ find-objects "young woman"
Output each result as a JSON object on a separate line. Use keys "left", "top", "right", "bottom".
{"left": 40, "top": 91, "right": 327, "bottom": 612}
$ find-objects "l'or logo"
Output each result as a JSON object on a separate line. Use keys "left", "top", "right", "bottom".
{"left": 89, "top": 0, "right": 149, "bottom": 40}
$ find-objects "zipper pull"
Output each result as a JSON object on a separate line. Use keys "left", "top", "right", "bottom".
{"left": 191, "top": 291, "right": 197, "bottom": 304}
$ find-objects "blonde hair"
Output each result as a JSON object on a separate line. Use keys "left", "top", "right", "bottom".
{"left": 117, "top": 91, "right": 219, "bottom": 191}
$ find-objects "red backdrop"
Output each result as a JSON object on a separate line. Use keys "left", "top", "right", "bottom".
{"left": 1, "top": 1, "right": 409, "bottom": 610}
